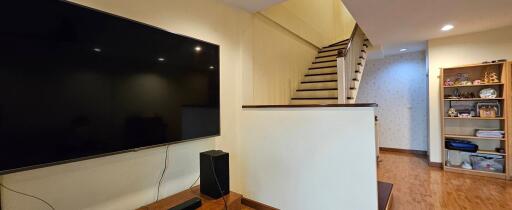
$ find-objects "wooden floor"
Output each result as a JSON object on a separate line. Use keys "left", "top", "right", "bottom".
{"left": 378, "top": 151, "right": 512, "bottom": 210}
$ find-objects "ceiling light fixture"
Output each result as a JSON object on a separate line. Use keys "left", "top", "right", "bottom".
{"left": 400, "top": 48, "right": 408, "bottom": 52}
{"left": 93, "top": 48, "right": 102, "bottom": 52}
{"left": 441, "top": 24, "right": 454, "bottom": 31}
{"left": 157, "top": 57, "right": 165, "bottom": 62}
{"left": 194, "top": 46, "right": 202, "bottom": 52}
{"left": 209, "top": 66, "right": 215, "bottom": 69}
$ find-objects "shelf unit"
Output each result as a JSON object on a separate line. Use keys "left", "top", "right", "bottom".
{"left": 440, "top": 62, "right": 510, "bottom": 179}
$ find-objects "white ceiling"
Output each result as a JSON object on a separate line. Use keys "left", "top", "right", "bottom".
{"left": 222, "top": 0, "right": 285, "bottom": 12}
{"left": 343, "top": 0, "right": 512, "bottom": 57}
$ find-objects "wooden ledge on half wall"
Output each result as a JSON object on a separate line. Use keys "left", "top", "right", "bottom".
{"left": 242, "top": 103, "right": 378, "bottom": 108}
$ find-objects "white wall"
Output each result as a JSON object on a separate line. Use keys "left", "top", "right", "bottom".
{"left": 240, "top": 107, "right": 378, "bottom": 210}
{"left": 428, "top": 25, "right": 512, "bottom": 163}
{"left": 357, "top": 51, "right": 428, "bottom": 151}
{"left": 1, "top": 0, "right": 251, "bottom": 209}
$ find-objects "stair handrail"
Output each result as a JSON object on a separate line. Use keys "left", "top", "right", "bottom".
{"left": 338, "top": 24, "right": 359, "bottom": 58}
{"left": 336, "top": 24, "right": 364, "bottom": 104}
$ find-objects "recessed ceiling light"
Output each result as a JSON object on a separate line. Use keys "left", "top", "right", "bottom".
{"left": 441, "top": 24, "right": 454, "bottom": 31}
{"left": 195, "top": 46, "right": 202, "bottom": 52}
{"left": 209, "top": 66, "right": 215, "bottom": 69}
{"left": 93, "top": 48, "right": 102, "bottom": 52}
{"left": 400, "top": 48, "right": 408, "bottom": 52}
{"left": 157, "top": 57, "right": 165, "bottom": 62}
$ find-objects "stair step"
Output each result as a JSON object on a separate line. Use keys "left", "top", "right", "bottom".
{"left": 306, "top": 68, "right": 336, "bottom": 74}
{"left": 313, "top": 60, "right": 337, "bottom": 64}
{"left": 321, "top": 45, "right": 347, "bottom": 51}
{"left": 303, "top": 74, "right": 337, "bottom": 82}
{"left": 355, "top": 71, "right": 361, "bottom": 73}
{"left": 309, "top": 65, "right": 337, "bottom": 70}
{"left": 359, "top": 56, "right": 365, "bottom": 59}
{"left": 301, "top": 80, "right": 337, "bottom": 84}
{"left": 364, "top": 38, "right": 369, "bottom": 42}
{"left": 317, "top": 50, "right": 338, "bottom": 57}
{"left": 363, "top": 43, "right": 369, "bottom": 48}
{"left": 297, "top": 88, "right": 337, "bottom": 91}
{"left": 292, "top": 97, "right": 337, "bottom": 100}
{"left": 315, "top": 57, "right": 338, "bottom": 63}
{"left": 310, "top": 61, "right": 337, "bottom": 68}
{"left": 315, "top": 54, "right": 337, "bottom": 59}
{"left": 349, "top": 87, "right": 356, "bottom": 90}
{"left": 328, "top": 39, "right": 350, "bottom": 47}
{"left": 347, "top": 97, "right": 354, "bottom": 100}
{"left": 352, "top": 78, "right": 359, "bottom": 81}
{"left": 305, "top": 72, "right": 337, "bottom": 77}
{"left": 357, "top": 62, "right": 363, "bottom": 66}
{"left": 361, "top": 50, "right": 367, "bottom": 53}
{"left": 299, "top": 82, "right": 337, "bottom": 90}
{"left": 318, "top": 47, "right": 345, "bottom": 53}
{"left": 294, "top": 89, "right": 337, "bottom": 98}
{"left": 290, "top": 99, "right": 338, "bottom": 105}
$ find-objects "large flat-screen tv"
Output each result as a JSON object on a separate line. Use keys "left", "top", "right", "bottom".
{"left": 0, "top": 1, "right": 220, "bottom": 175}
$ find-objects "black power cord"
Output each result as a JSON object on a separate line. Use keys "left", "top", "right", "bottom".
{"left": 209, "top": 156, "right": 227, "bottom": 210}
{"left": 156, "top": 144, "right": 171, "bottom": 201}
{"left": 0, "top": 183, "right": 55, "bottom": 210}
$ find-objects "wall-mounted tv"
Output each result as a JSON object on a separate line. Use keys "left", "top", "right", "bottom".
{"left": 0, "top": 1, "right": 220, "bottom": 175}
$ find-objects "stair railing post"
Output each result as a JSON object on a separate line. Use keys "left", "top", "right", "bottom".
{"left": 337, "top": 57, "right": 346, "bottom": 104}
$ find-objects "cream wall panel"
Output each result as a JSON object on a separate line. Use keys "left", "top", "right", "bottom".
{"left": 357, "top": 52, "right": 428, "bottom": 151}
{"left": 246, "top": 14, "right": 318, "bottom": 105}
{"left": 428, "top": 25, "right": 512, "bottom": 163}
{"left": 240, "top": 107, "right": 377, "bottom": 210}
{"left": 260, "top": 0, "right": 355, "bottom": 47}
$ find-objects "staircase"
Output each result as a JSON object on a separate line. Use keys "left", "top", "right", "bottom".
{"left": 290, "top": 25, "right": 369, "bottom": 105}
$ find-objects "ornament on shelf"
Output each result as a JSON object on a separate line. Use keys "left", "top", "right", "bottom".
{"left": 483, "top": 72, "right": 499, "bottom": 83}
{"left": 448, "top": 108, "right": 457, "bottom": 117}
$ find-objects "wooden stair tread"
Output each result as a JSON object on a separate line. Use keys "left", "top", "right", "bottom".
{"left": 319, "top": 48, "right": 345, "bottom": 53}
{"left": 305, "top": 73, "right": 336, "bottom": 76}
{"left": 301, "top": 80, "right": 337, "bottom": 84}
{"left": 291, "top": 97, "right": 337, "bottom": 100}
{"left": 378, "top": 181, "right": 393, "bottom": 210}
{"left": 309, "top": 65, "right": 337, "bottom": 70}
{"left": 312, "top": 60, "right": 337, "bottom": 64}
{"left": 316, "top": 54, "right": 337, "bottom": 59}
{"left": 297, "top": 88, "right": 337, "bottom": 91}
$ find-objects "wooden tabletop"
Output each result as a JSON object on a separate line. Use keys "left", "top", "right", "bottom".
{"left": 137, "top": 186, "right": 242, "bottom": 210}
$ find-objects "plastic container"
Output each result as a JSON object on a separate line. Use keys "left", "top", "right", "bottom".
{"left": 470, "top": 154, "right": 504, "bottom": 173}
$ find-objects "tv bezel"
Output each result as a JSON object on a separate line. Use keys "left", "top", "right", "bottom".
{"left": 0, "top": 1, "right": 221, "bottom": 175}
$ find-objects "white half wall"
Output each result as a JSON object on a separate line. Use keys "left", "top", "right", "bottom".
{"left": 240, "top": 107, "right": 378, "bottom": 210}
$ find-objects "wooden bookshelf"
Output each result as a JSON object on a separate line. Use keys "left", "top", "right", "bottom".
{"left": 443, "top": 98, "right": 504, "bottom": 101}
{"left": 444, "top": 134, "right": 505, "bottom": 141}
{"left": 440, "top": 62, "right": 510, "bottom": 179}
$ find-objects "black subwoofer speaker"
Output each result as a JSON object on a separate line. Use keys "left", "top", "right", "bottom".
{"left": 200, "top": 150, "right": 229, "bottom": 199}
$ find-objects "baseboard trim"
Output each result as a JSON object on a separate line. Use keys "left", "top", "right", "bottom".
{"left": 380, "top": 147, "right": 427, "bottom": 156}
{"left": 242, "top": 197, "right": 279, "bottom": 210}
{"left": 428, "top": 161, "right": 442, "bottom": 168}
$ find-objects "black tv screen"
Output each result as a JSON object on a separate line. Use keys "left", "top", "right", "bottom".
{"left": 0, "top": 1, "right": 220, "bottom": 174}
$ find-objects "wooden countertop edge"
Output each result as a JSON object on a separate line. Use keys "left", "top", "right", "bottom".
{"left": 242, "top": 103, "right": 378, "bottom": 108}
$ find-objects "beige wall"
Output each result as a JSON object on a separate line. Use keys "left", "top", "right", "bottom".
{"left": 1, "top": 0, "right": 250, "bottom": 209}
{"left": 0, "top": 0, "right": 326, "bottom": 209}
{"left": 428, "top": 25, "right": 512, "bottom": 163}
{"left": 261, "top": 0, "right": 355, "bottom": 48}
{"left": 244, "top": 14, "right": 318, "bottom": 105}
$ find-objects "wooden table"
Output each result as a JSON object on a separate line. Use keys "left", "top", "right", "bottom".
{"left": 137, "top": 186, "right": 242, "bottom": 210}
